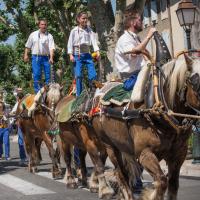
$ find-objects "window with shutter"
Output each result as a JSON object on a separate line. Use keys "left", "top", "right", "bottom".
{"left": 143, "top": 5, "right": 150, "bottom": 28}
{"left": 160, "top": 0, "right": 168, "bottom": 20}
{"left": 151, "top": 0, "right": 158, "bottom": 23}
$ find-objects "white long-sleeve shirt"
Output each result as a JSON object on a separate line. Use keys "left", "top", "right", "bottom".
{"left": 25, "top": 30, "right": 55, "bottom": 55}
{"left": 115, "top": 30, "right": 145, "bottom": 73}
{"left": 67, "top": 26, "right": 99, "bottom": 55}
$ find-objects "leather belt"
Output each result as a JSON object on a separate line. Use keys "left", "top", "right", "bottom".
{"left": 32, "top": 54, "right": 49, "bottom": 57}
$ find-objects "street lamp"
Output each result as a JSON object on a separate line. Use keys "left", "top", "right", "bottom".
{"left": 176, "top": 0, "right": 196, "bottom": 50}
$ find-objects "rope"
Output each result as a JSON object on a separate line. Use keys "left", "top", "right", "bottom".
{"left": 175, "top": 49, "right": 200, "bottom": 59}
{"left": 168, "top": 110, "right": 200, "bottom": 119}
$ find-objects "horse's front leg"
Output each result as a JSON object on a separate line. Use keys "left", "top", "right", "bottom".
{"left": 35, "top": 138, "right": 43, "bottom": 165}
{"left": 139, "top": 148, "right": 167, "bottom": 200}
{"left": 22, "top": 131, "right": 37, "bottom": 173}
{"left": 79, "top": 124, "right": 114, "bottom": 199}
{"left": 60, "top": 139, "right": 78, "bottom": 189}
{"left": 167, "top": 143, "right": 188, "bottom": 200}
{"left": 42, "top": 131, "right": 62, "bottom": 179}
{"left": 78, "top": 149, "right": 88, "bottom": 187}
{"left": 167, "top": 163, "right": 180, "bottom": 200}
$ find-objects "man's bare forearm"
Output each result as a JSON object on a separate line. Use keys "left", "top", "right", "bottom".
{"left": 24, "top": 48, "right": 30, "bottom": 56}
{"left": 24, "top": 48, "right": 30, "bottom": 62}
{"left": 50, "top": 49, "right": 54, "bottom": 60}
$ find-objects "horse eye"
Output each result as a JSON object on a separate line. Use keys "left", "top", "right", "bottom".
{"left": 190, "top": 73, "right": 200, "bottom": 91}
{"left": 190, "top": 73, "right": 199, "bottom": 83}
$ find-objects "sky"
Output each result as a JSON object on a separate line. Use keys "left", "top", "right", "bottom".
{"left": 1, "top": 0, "right": 116, "bottom": 45}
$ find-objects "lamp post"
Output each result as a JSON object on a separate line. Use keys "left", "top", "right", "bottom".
{"left": 176, "top": 1, "right": 200, "bottom": 164}
{"left": 176, "top": 0, "right": 196, "bottom": 50}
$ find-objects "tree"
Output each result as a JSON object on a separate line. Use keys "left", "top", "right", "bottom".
{"left": 0, "top": 44, "right": 18, "bottom": 104}
{"left": 0, "top": 0, "right": 147, "bottom": 103}
{"left": 87, "top": 0, "right": 146, "bottom": 74}
{"left": 0, "top": 0, "right": 86, "bottom": 101}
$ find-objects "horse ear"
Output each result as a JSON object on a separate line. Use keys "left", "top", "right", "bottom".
{"left": 60, "top": 85, "right": 64, "bottom": 91}
{"left": 184, "top": 53, "right": 193, "bottom": 71}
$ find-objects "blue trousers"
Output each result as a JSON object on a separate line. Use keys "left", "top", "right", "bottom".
{"left": 32, "top": 55, "right": 51, "bottom": 93}
{"left": 0, "top": 128, "right": 10, "bottom": 159}
{"left": 123, "top": 71, "right": 139, "bottom": 91}
{"left": 74, "top": 53, "right": 96, "bottom": 96}
{"left": 18, "top": 127, "right": 26, "bottom": 160}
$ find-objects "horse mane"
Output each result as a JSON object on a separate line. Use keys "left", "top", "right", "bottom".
{"left": 164, "top": 56, "right": 200, "bottom": 108}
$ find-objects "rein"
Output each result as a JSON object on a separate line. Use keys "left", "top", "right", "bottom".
{"left": 185, "top": 103, "right": 200, "bottom": 115}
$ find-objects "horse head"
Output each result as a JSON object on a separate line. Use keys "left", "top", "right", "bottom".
{"left": 164, "top": 54, "right": 200, "bottom": 113}
{"left": 46, "top": 83, "right": 63, "bottom": 111}
{"left": 184, "top": 54, "right": 200, "bottom": 110}
{"left": 27, "top": 83, "right": 63, "bottom": 117}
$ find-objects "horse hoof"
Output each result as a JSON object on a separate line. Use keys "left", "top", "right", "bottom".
{"left": 66, "top": 182, "right": 78, "bottom": 189}
{"left": 90, "top": 187, "right": 99, "bottom": 193}
{"left": 32, "top": 168, "right": 38, "bottom": 173}
{"left": 53, "top": 175, "right": 63, "bottom": 180}
{"left": 99, "top": 187, "right": 115, "bottom": 200}
{"left": 53, "top": 173, "right": 63, "bottom": 180}
{"left": 52, "top": 170, "right": 62, "bottom": 179}
{"left": 78, "top": 178, "right": 88, "bottom": 188}
{"left": 100, "top": 193, "right": 114, "bottom": 200}
{"left": 29, "top": 167, "right": 37, "bottom": 173}
{"left": 81, "top": 180, "right": 88, "bottom": 188}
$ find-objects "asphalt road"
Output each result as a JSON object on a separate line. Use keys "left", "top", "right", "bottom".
{"left": 0, "top": 136, "right": 200, "bottom": 200}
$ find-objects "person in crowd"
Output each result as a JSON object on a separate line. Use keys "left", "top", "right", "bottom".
{"left": 0, "top": 93, "right": 11, "bottom": 161}
{"left": 24, "top": 19, "right": 55, "bottom": 93}
{"left": 115, "top": 13, "right": 156, "bottom": 90}
{"left": 67, "top": 11, "right": 100, "bottom": 96}
{"left": 10, "top": 88, "right": 27, "bottom": 166}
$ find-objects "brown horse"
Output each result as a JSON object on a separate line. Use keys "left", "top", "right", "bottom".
{"left": 90, "top": 55, "right": 200, "bottom": 200}
{"left": 55, "top": 95, "right": 115, "bottom": 199}
{"left": 16, "top": 83, "right": 63, "bottom": 178}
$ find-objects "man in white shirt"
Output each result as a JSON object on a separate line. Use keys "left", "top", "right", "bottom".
{"left": 67, "top": 11, "right": 100, "bottom": 96}
{"left": 115, "top": 13, "right": 156, "bottom": 191}
{"left": 115, "top": 13, "right": 156, "bottom": 80}
{"left": 24, "top": 19, "right": 55, "bottom": 93}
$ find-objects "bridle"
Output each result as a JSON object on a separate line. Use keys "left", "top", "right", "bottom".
{"left": 176, "top": 50, "right": 200, "bottom": 116}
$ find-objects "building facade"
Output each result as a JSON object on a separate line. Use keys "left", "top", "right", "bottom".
{"left": 126, "top": 0, "right": 200, "bottom": 58}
